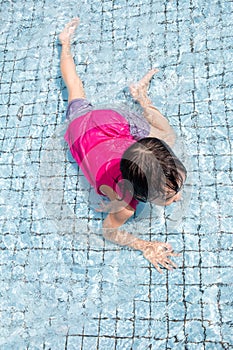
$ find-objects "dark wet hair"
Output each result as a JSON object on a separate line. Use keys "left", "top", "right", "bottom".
{"left": 120, "top": 137, "right": 187, "bottom": 203}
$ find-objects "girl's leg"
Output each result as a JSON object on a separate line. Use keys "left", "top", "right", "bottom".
{"left": 129, "top": 69, "right": 175, "bottom": 144}
{"left": 59, "top": 18, "right": 86, "bottom": 102}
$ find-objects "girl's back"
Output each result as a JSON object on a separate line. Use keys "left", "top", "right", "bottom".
{"left": 64, "top": 108, "right": 139, "bottom": 209}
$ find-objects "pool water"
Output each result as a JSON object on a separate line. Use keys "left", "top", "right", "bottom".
{"left": 1, "top": 0, "right": 233, "bottom": 349}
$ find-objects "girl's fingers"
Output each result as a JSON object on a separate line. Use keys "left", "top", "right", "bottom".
{"left": 165, "top": 258, "right": 178, "bottom": 269}
{"left": 95, "top": 201, "right": 107, "bottom": 212}
{"left": 161, "top": 242, "right": 173, "bottom": 251}
{"left": 167, "top": 252, "right": 181, "bottom": 257}
{"left": 95, "top": 208, "right": 102, "bottom": 212}
{"left": 160, "top": 261, "right": 173, "bottom": 270}
{"left": 153, "top": 262, "right": 163, "bottom": 274}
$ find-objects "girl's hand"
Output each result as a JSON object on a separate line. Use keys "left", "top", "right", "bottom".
{"left": 95, "top": 200, "right": 127, "bottom": 214}
{"left": 141, "top": 241, "right": 180, "bottom": 273}
{"left": 95, "top": 200, "right": 113, "bottom": 213}
{"left": 129, "top": 68, "right": 159, "bottom": 106}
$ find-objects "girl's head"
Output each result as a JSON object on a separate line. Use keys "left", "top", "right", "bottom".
{"left": 120, "top": 137, "right": 187, "bottom": 206}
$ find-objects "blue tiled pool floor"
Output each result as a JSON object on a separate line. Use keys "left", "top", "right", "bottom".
{"left": 1, "top": 0, "right": 233, "bottom": 349}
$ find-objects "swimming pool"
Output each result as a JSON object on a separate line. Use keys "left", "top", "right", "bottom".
{"left": 1, "top": 0, "right": 233, "bottom": 348}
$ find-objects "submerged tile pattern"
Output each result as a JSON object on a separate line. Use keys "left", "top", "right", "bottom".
{"left": 0, "top": 0, "right": 233, "bottom": 349}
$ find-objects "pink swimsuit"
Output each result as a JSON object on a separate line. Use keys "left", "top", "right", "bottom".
{"left": 64, "top": 109, "right": 139, "bottom": 210}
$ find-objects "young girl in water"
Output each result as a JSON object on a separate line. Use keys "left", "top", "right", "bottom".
{"left": 59, "top": 18, "right": 186, "bottom": 273}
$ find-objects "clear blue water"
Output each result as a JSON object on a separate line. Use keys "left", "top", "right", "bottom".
{"left": 1, "top": 0, "right": 233, "bottom": 349}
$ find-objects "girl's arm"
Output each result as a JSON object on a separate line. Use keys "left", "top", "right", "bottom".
{"left": 99, "top": 185, "right": 179, "bottom": 273}
{"left": 130, "top": 69, "right": 176, "bottom": 147}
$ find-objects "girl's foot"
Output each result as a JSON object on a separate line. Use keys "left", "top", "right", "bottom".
{"left": 59, "top": 18, "right": 80, "bottom": 44}
{"left": 129, "top": 68, "right": 159, "bottom": 106}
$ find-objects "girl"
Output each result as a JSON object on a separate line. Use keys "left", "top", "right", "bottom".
{"left": 59, "top": 18, "right": 186, "bottom": 273}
